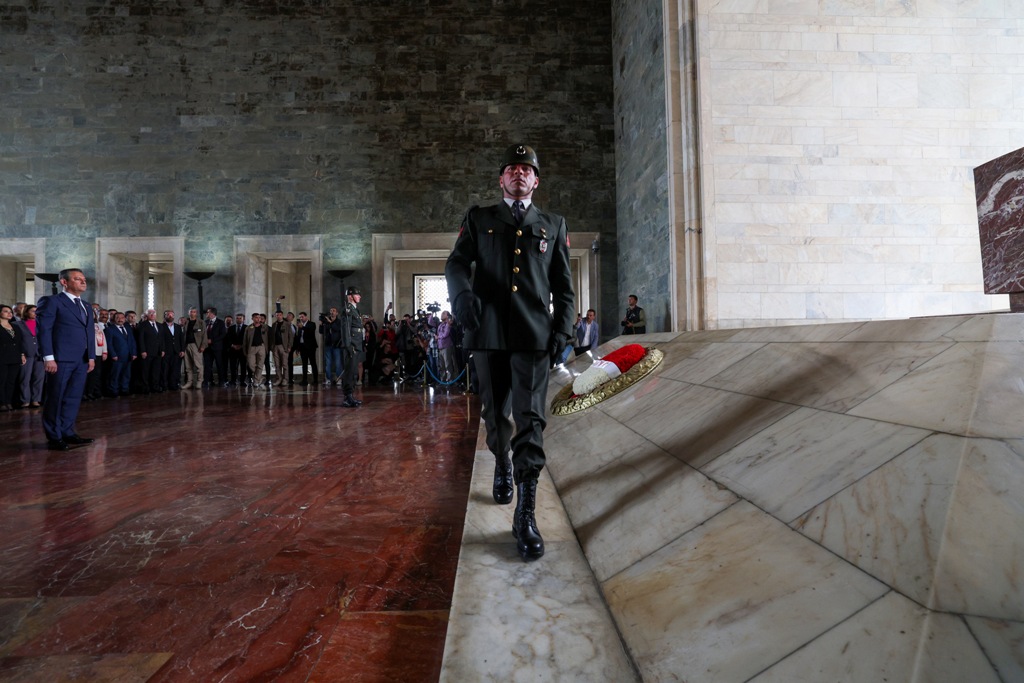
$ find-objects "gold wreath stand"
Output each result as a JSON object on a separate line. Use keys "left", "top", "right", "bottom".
{"left": 550, "top": 347, "right": 664, "bottom": 416}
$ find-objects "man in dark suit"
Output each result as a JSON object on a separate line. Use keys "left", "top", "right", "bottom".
{"left": 225, "top": 313, "right": 247, "bottom": 386}
{"left": 446, "top": 144, "right": 575, "bottom": 561}
{"left": 202, "top": 307, "right": 227, "bottom": 388}
{"left": 293, "top": 311, "right": 319, "bottom": 386}
{"left": 159, "top": 309, "right": 185, "bottom": 390}
{"left": 104, "top": 311, "right": 137, "bottom": 396}
{"left": 36, "top": 268, "right": 97, "bottom": 451}
{"left": 136, "top": 309, "right": 164, "bottom": 393}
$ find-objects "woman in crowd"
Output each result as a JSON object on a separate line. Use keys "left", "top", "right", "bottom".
{"left": 0, "top": 305, "right": 27, "bottom": 411}
{"left": 15, "top": 304, "right": 43, "bottom": 408}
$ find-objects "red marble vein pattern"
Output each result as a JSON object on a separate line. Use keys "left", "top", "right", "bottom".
{"left": 0, "top": 386, "right": 480, "bottom": 682}
{"left": 974, "top": 145, "right": 1024, "bottom": 297}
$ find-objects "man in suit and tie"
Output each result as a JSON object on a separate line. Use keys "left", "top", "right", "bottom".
{"left": 36, "top": 268, "right": 96, "bottom": 451}
{"left": 104, "top": 311, "right": 137, "bottom": 396}
{"left": 202, "top": 307, "right": 227, "bottom": 388}
{"left": 293, "top": 311, "right": 319, "bottom": 386}
{"left": 224, "top": 313, "right": 247, "bottom": 386}
{"left": 136, "top": 309, "right": 164, "bottom": 393}
{"left": 159, "top": 309, "right": 185, "bottom": 390}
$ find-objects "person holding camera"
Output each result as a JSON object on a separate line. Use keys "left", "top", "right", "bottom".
{"left": 621, "top": 294, "right": 646, "bottom": 335}
{"left": 340, "top": 286, "right": 364, "bottom": 408}
{"left": 319, "top": 307, "right": 342, "bottom": 386}
{"left": 446, "top": 143, "right": 575, "bottom": 562}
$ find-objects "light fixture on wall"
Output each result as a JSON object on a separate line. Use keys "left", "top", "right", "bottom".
{"left": 328, "top": 269, "right": 354, "bottom": 303}
{"left": 36, "top": 273, "right": 61, "bottom": 296}
{"left": 184, "top": 271, "right": 214, "bottom": 314}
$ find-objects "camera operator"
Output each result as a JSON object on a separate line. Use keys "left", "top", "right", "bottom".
{"left": 395, "top": 313, "right": 417, "bottom": 379}
{"left": 319, "top": 307, "right": 342, "bottom": 386}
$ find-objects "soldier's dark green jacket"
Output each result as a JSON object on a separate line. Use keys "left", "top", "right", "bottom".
{"left": 446, "top": 201, "right": 575, "bottom": 351}
{"left": 340, "top": 301, "right": 363, "bottom": 352}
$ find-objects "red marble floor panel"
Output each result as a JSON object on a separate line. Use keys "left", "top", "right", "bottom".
{"left": 306, "top": 611, "right": 451, "bottom": 683}
{"left": 0, "top": 385, "right": 479, "bottom": 682}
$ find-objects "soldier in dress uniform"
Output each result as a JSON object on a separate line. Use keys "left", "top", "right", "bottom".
{"left": 445, "top": 143, "right": 575, "bottom": 561}
{"left": 340, "top": 285, "right": 364, "bottom": 409}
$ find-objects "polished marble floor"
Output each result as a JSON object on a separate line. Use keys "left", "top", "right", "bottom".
{"left": 0, "top": 382, "right": 480, "bottom": 682}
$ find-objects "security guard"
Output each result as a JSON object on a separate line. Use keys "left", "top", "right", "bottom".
{"left": 445, "top": 143, "right": 575, "bottom": 561}
{"left": 340, "top": 285, "right": 364, "bottom": 408}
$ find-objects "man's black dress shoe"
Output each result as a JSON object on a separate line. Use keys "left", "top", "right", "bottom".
{"left": 65, "top": 435, "right": 94, "bottom": 445}
{"left": 47, "top": 439, "right": 71, "bottom": 451}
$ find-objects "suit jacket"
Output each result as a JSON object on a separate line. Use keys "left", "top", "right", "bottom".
{"left": 160, "top": 321, "right": 185, "bottom": 356}
{"left": 183, "top": 318, "right": 208, "bottom": 351}
{"left": 225, "top": 322, "right": 246, "bottom": 350}
{"left": 243, "top": 324, "right": 268, "bottom": 356}
{"left": 294, "top": 320, "right": 318, "bottom": 351}
{"left": 105, "top": 323, "right": 137, "bottom": 360}
{"left": 575, "top": 319, "right": 599, "bottom": 349}
{"left": 269, "top": 320, "right": 294, "bottom": 350}
{"left": 0, "top": 324, "right": 24, "bottom": 364}
{"left": 137, "top": 319, "right": 163, "bottom": 356}
{"left": 14, "top": 320, "right": 38, "bottom": 359}
{"left": 204, "top": 317, "right": 227, "bottom": 351}
{"left": 36, "top": 292, "right": 96, "bottom": 363}
{"left": 446, "top": 200, "right": 575, "bottom": 351}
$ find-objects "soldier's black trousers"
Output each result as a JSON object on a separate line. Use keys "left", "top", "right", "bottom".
{"left": 473, "top": 350, "right": 549, "bottom": 483}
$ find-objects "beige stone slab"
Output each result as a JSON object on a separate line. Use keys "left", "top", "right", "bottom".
{"left": 849, "top": 341, "right": 1024, "bottom": 438}
{"left": 603, "top": 501, "right": 886, "bottom": 683}
{"left": 931, "top": 437, "right": 1024, "bottom": 619}
{"left": 598, "top": 379, "right": 798, "bottom": 468}
{"left": 461, "top": 450, "right": 575, "bottom": 546}
{"left": 654, "top": 340, "right": 766, "bottom": 385}
{"left": 440, "top": 539, "right": 639, "bottom": 683}
{"left": 705, "top": 407, "right": 931, "bottom": 522}
{"left": 751, "top": 592, "right": 1001, "bottom": 683}
{"left": 795, "top": 434, "right": 1024, "bottom": 621}
{"left": 835, "top": 314, "right": 973, "bottom": 342}
{"left": 555, "top": 445, "right": 737, "bottom": 582}
{"left": 704, "top": 340, "right": 952, "bottom": 412}
{"left": 945, "top": 312, "right": 1024, "bottom": 341}
{"left": 965, "top": 615, "right": 1024, "bottom": 682}
{"left": 722, "top": 321, "right": 865, "bottom": 343}
{"left": 544, "top": 406, "right": 660, "bottom": 478}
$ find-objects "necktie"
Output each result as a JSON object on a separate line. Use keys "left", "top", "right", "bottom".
{"left": 74, "top": 297, "right": 86, "bottom": 322}
{"left": 119, "top": 326, "right": 125, "bottom": 335}
{"left": 512, "top": 200, "right": 524, "bottom": 224}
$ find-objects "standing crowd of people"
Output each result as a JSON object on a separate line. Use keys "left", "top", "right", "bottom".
{"left": 0, "top": 285, "right": 478, "bottom": 415}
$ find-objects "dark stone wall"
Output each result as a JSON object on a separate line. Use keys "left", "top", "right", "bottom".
{"left": 611, "top": 0, "right": 669, "bottom": 331}
{"left": 0, "top": 0, "right": 616, "bottom": 316}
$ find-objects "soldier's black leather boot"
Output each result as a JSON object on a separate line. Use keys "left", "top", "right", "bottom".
{"left": 492, "top": 454, "right": 513, "bottom": 504}
{"left": 341, "top": 394, "right": 359, "bottom": 408}
{"left": 511, "top": 479, "right": 544, "bottom": 561}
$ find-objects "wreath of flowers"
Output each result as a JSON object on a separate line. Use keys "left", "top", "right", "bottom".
{"left": 550, "top": 344, "right": 664, "bottom": 416}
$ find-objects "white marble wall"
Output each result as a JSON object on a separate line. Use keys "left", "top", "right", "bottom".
{"left": 107, "top": 254, "right": 144, "bottom": 314}
{"left": 696, "top": 0, "right": 1019, "bottom": 327}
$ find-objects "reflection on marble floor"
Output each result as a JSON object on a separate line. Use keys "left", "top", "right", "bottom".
{"left": 443, "top": 312, "right": 1024, "bottom": 682}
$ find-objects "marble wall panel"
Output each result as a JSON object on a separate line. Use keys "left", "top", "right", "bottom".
{"left": 974, "top": 146, "right": 1024, "bottom": 306}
